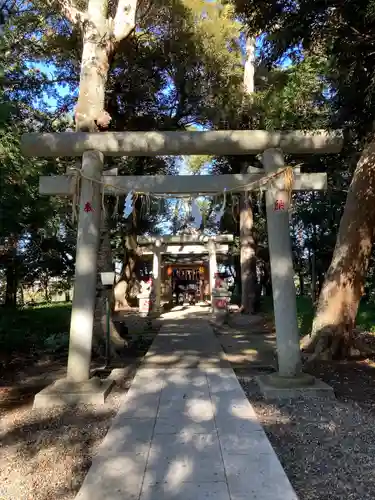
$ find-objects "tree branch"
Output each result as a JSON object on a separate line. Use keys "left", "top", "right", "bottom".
{"left": 54, "top": 0, "right": 86, "bottom": 27}
{"left": 113, "top": 0, "right": 138, "bottom": 43}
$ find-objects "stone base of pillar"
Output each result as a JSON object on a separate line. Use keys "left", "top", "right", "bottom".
{"left": 256, "top": 372, "right": 335, "bottom": 400}
{"left": 33, "top": 377, "right": 114, "bottom": 409}
{"left": 211, "top": 288, "right": 231, "bottom": 320}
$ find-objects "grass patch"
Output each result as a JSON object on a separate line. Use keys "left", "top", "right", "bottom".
{"left": 0, "top": 302, "right": 71, "bottom": 354}
{"left": 260, "top": 296, "right": 375, "bottom": 336}
{"left": 357, "top": 303, "right": 375, "bottom": 333}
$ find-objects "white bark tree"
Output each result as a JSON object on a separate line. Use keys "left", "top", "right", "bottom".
{"left": 55, "top": 0, "right": 139, "bottom": 132}
{"left": 54, "top": 0, "right": 141, "bottom": 353}
{"left": 240, "top": 35, "right": 258, "bottom": 314}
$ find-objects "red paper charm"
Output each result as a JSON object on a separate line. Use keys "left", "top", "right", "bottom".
{"left": 84, "top": 202, "right": 94, "bottom": 213}
{"left": 216, "top": 298, "right": 228, "bottom": 309}
{"left": 274, "top": 200, "right": 285, "bottom": 211}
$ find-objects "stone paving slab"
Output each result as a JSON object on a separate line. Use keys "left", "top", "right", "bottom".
{"left": 144, "top": 432, "right": 226, "bottom": 484}
{"left": 75, "top": 306, "right": 298, "bottom": 500}
{"left": 153, "top": 414, "right": 217, "bottom": 436}
{"left": 225, "top": 452, "right": 298, "bottom": 500}
{"left": 139, "top": 481, "right": 231, "bottom": 500}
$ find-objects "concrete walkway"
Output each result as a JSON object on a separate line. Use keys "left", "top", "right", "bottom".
{"left": 75, "top": 306, "right": 298, "bottom": 500}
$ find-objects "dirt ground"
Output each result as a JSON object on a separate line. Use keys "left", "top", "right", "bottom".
{"left": 0, "top": 326, "right": 159, "bottom": 500}
{"left": 215, "top": 313, "right": 375, "bottom": 500}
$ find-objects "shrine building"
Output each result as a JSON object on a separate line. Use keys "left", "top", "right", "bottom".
{"left": 137, "top": 234, "right": 234, "bottom": 305}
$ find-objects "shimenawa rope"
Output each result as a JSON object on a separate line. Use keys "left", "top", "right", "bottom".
{"left": 68, "top": 164, "right": 300, "bottom": 223}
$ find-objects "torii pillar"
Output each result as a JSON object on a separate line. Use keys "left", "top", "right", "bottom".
{"left": 33, "top": 151, "right": 114, "bottom": 408}
{"left": 263, "top": 149, "right": 302, "bottom": 377}
{"left": 256, "top": 149, "right": 334, "bottom": 398}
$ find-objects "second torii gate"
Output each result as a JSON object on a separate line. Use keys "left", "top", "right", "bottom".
{"left": 20, "top": 129, "right": 343, "bottom": 406}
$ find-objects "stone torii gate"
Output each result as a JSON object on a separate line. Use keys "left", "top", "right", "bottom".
{"left": 20, "top": 129, "right": 343, "bottom": 406}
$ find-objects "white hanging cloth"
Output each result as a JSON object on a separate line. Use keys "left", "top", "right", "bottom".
{"left": 124, "top": 191, "right": 134, "bottom": 218}
{"left": 191, "top": 199, "right": 202, "bottom": 229}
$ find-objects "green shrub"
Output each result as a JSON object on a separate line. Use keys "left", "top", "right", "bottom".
{"left": 260, "top": 295, "right": 375, "bottom": 335}
{"left": 43, "top": 332, "right": 69, "bottom": 353}
{"left": 0, "top": 303, "right": 71, "bottom": 354}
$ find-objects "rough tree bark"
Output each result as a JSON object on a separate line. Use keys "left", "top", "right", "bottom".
{"left": 94, "top": 206, "right": 127, "bottom": 355}
{"left": 114, "top": 230, "right": 141, "bottom": 310}
{"left": 302, "top": 139, "right": 375, "bottom": 360}
{"left": 70, "top": 0, "right": 138, "bottom": 132}
{"left": 240, "top": 193, "right": 257, "bottom": 313}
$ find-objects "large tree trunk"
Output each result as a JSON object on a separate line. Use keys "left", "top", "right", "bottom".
{"left": 74, "top": 0, "right": 111, "bottom": 132}
{"left": 72, "top": 0, "right": 138, "bottom": 131}
{"left": 239, "top": 35, "right": 258, "bottom": 314}
{"left": 114, "top": 231, "right": 141, "bottom": 310}
{"left": 240, "top": 194, "right": 257, "bottom": 313}
{"left": 302, "top": 139, "right": 375, "bottom": 360}
{"left": 94, "top": 206, "right": 127, "bottom": 355}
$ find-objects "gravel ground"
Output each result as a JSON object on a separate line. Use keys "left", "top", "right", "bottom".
{"left": 239, "top": 376, "right": 375, "bottom": 500}
{"left": 0, "top": 373, "right": 135, "bottom": 500}
{"left": 0, "top": 324, "right": 160, "bottom": 500}
{"left": 3, "top": 313, "right": 375, "bottom": 500}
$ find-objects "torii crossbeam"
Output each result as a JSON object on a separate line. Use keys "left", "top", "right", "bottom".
{"left": 39, "top": 171, "right": 328, "bottom": 196}
{"left": 21, "top": 129, "right": 343, "bottom": 157}
{"left": 20, "top": 129, "right": 343, "bottom": 407}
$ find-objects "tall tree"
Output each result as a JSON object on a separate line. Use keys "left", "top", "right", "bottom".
{"left": 1, "top": 0, "right": 72, "bottom": 306}
{"left": 232, "top": 0, "right": 375, "bottom": 359}
{"left": 37, "top": 0, "right": 142, "bottom": 351}
{"left": 106, "top": 0, "right": 243, "bottom": 303}
{"left": 239, "top": 35, "right": 258, "bottom": 314}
